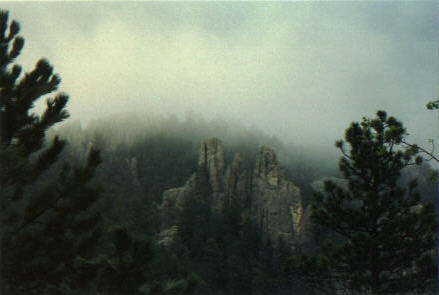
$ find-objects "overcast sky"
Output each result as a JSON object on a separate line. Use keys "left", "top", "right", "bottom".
{"left": 3, "top": 1, "right": 438, "bottom": 156}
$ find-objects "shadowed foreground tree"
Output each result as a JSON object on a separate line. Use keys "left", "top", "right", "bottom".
{"left": 290, "top": 111, "right": 437, "bottom": 294}
{"left": 0, "top": 10, "right": 102, "bottom": 294}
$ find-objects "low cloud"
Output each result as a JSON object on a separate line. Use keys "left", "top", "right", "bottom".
{"left": 3, "top": 2, "right": 438, "bottom": 156}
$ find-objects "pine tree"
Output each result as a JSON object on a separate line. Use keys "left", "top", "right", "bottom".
{"left": 426, "top": 100, "right": 439, "bottom": 110}
{"left": 96, "top": 225, "right": 154, "bottom": 295}
{"left": 292, "top": 111, "right": 437, "bottom": 294}
{"left": 0, "top": 10, "right": 101, "bottom": 294}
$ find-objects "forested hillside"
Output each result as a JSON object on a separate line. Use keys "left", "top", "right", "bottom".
{"left": 54, "top": 114, "right": 337, "bottom": 230}
{"left": 52, "top": 115, "right": 321, "bottom": 294}
{"left": 50, "top": 114, "right": 437, "bottom": 295}
{"left": 1, "top": 8, "right": 437, "bottom": 295}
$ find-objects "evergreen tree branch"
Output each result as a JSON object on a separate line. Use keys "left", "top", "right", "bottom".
{"left": 401, "top": 139, "right": 439, "bottom": 162}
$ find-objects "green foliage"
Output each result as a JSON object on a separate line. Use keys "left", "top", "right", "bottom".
{"left": 138, "top": 273, "right": 201, "bottom": 295}
{"left": 161, "top": 273, "right": 200, "bottom": 295}
{"left": 291, "top": 111, "right": 437, "bottom": 294}
{"left": 88, "top": 224, "right": 201, "bottom": 295}
{"left": 87, "top": 135, "right": 200, "bottom": 237}
{"left": 426, "top": 100, "right": 439, "bottom": 110}
{"left": 96, "top": 225, "right": 155, "bottom": 295}
{"left": 0, "top": 10, "right": 101, "bottom": 294}
{"left": 174, "top": 180, "right": 297, "bottom": 295}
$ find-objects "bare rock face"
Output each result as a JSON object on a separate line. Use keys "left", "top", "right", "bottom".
{"left": 159, "top": 138, "right": 304, "bottom": 246}
{"left": 161, "top": 175, "right": 196, "bottom": 210}
{"left": 199, "top": 137, "right": 225, "bottom": 193}
{"left": 129, "top": 156, "right": 140, "bottom": 186}
{"left": 255, "top": 147, "right": 282, "bottom": 186}
{"left": 224, "top": 152, "right": 247, "bottom": 207}
{"left": 159, "top": 175, "right": 196, "bottom": 228}
{"left": 224, "top": 152, "right": 241, "bottom": 197}
{"left": 156, "top": 225, "right": 179, "bottom": 248}
{"left": 251, "top": 146, "right": 303, "bottom": 245}
{"left": 198, "top": 138, "right": 227, "bottom": 210}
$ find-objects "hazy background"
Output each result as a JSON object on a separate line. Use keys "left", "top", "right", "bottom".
{"left": 3, "top": 1, "right": 438, "bottom": 159}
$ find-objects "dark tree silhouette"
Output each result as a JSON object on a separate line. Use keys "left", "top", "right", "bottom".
{"left": 0, "top": 10, "right": 101, "bottom": 294}
{"left": 291, "top": 111, "right": 437, "bottom": 294}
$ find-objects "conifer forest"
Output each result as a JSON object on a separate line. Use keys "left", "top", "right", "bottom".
{"left": 0, "top": 4, "right": 437, "bottom": 295}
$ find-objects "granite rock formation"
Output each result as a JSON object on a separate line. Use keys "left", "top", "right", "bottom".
{"left": 159, "top": 137, "right": 304, "bottom": 246}
{"left": 251, "top": 146, "right": 303, "bottom": 244}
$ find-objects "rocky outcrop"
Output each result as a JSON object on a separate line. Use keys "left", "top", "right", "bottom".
{"left": 224, "top": 152, "right": 241, "bottom": 197}
{"left": 251, "top": 146, "right": 303, "bottom": 244}
{"left": 199, "top": 138, "right": 225, "bottom": 193}
{"left": 159, "top": 175, "right": 196, "bottom": 228}
{"left": 159, "top": 138, "right": 304, "bottom": 246}
{"left": 129, "top": 156, "right": 140, "bottom": 186}
{"left": 157, "top": 225, "right": 180, "bottom": 248}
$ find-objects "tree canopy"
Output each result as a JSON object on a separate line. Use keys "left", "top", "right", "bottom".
{"left": 0, "top": 10, "right": 102, "bottom": 294}
{"left": 291, "top": 111, "right": 437, "bottom": 294}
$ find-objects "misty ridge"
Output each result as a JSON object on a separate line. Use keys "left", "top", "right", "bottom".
{"left": 50, "top": 112, "right": 338, "bottom": 195}
{"left": 55, "top": 112, "right": 338, "bottom": 170}
{"left": 51, "top": 111, "right": 436, "bottom": 202}
{"left": 42, "top": 107, "right": 437, "bottom": 295}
